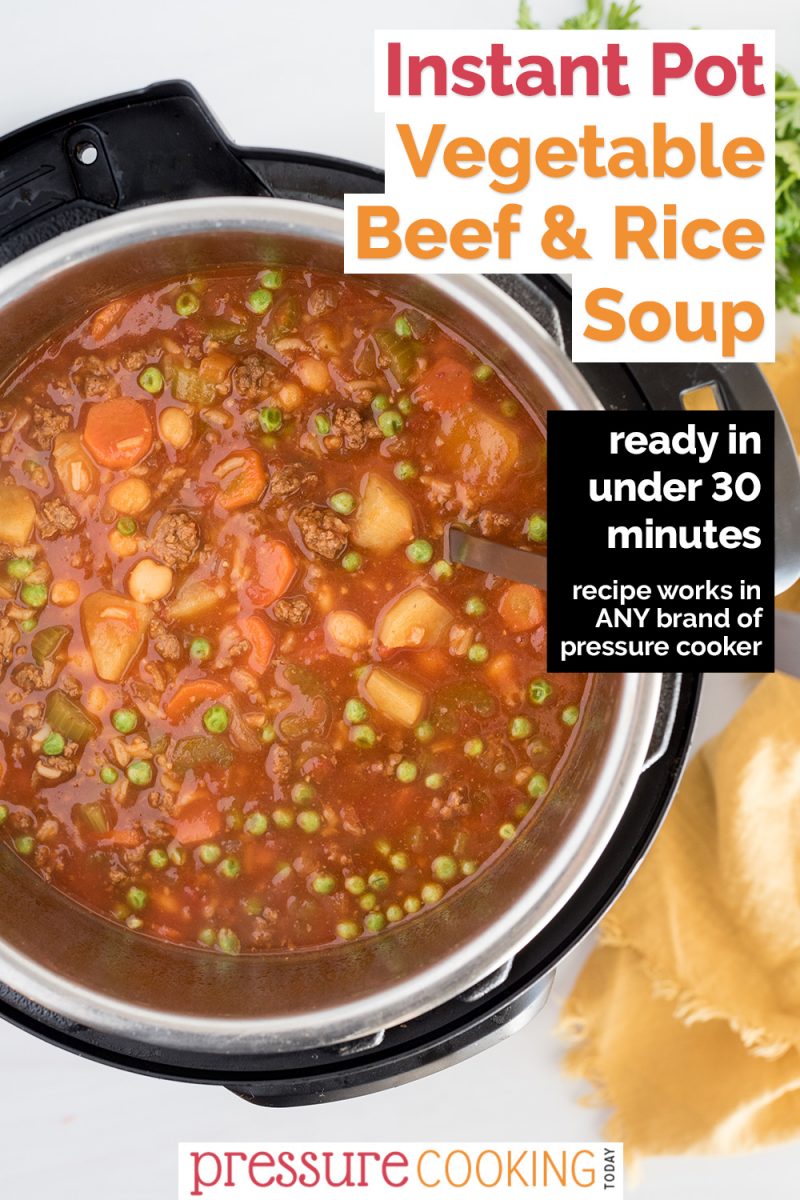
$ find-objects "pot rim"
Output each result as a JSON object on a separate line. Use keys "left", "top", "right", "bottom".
{"left": 0, "top": 197, "right": 662, "bottom": 1052}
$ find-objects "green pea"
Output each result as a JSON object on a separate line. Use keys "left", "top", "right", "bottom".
{"left": 562, "top": 705, "right": 580, "bottom": 727}
{"left": 341, "top": 551, "right": 363, "bottom": 573}
{"left": 393, "top": 460, "right": 417, "bottom": 481}
{"left": 526, "top": 515, "right": 547, "bottom": 544}
{"left": 464, "top": 595, "right": 487, "bottom": 617}
{"left": 244, "top": 811, "right": 268, "bottom": 836}
{"left": 377, "top": 409, "right": 404, "bottom": 438}
{"left": 218, "top": 857, "right": 241, "bottom": 880}
{"left": 394, "top": 314, "right": 412, "bottom": 338}
{"left": 291, "top": 781, "right": 316, "bottom": 805}
{"left": 464, "top": 737, "right": 484, "bottom": 758}
{"left": 359, "top": 893, "right": 377, "bottom": 916}
{"left": 473, "top": 363, "right": 494, "bottom": 382}
{"left": 272, "top": 807, "right": 294, "bottom": 829}
{"left": 336, "top": 920, "right": 360, "bottom": 941}
{"left": 431, "top": 559, "right": 454, "bottom": 581}
{"left": 387, "top": 905, "right": 405, "bottom": 923}
{"left": 217, "top": 928, "right": 241, "bottom": 955}
{"left": 19, "top": 617, "right": 37, "bottom": 633}
{"left": 126, "top": 760, "right": 152, "bottom": 787}
{"left": 500, "top": 398, "right": 519, "bottom": 419}
{"left": 116, "top": 516, "right": 137, "bottom": 537}
{"left": 0, "top": 804, "right": 7, "bottom": 825}
{"left": 364, "top": 912, "right": 386, "bottom": 933}
{"left": 395, "top": 760, "right": 418, "bottom": 784}
{"left": 148, "top": 848, "right": 169, "bottom": 870}
{"left": 137, "top": 366, "right": 164, "bottom": 395}
{"left": 7, "top": 557, "right": 34, "bottom": 580}
{"left": 528, "top": 679, "right": 553, "bottom": 705}
{"left": 199, "top": 843, "right": 222, "bottom": 865}
{"left": 259, "top": 406, "right": 283, "bottom": 433}
{"left": 314, "top": 413, "right": 331, "bottom": 435}
{"left": 41, "top": 732, "right": 65, "bottom": 756}
{"left": 344, "top": 698, "right": 368, "bottom": 725}
{"left": 432, "top": 855, "right": 458, "bottom": 882}
{"left": 414, "top": 720, "right": 435, "bottom": 744}
{"left": 368, "top": 869, "right": 390, "bottom": 892}
{"left": 203, "top": 705, "right": 229, "bottom": 734}
{"left": 344, "top": 875, "right": 366, "bottom": 895}
{"left": 126, "top": 886, "right": 148, "bottom": 911}
{"left": 527, "top": 773, "right": 549, "bottom": 799}
{"left": 461, "top": 860, "right": 478, "bottom": 876}
{"left": 350, "top": 723, "right": 376, "bottom": 748}
{"left": 371, "top": 393, "right": 390, "bottom": 415}
{"left": 406, "top": 539, "right": 433, "bottom": 564}
{"left": 510, "top": 716, "right": 533, "bottom": 740}
{"left": 421, "top": 882, "right": 444, "bottom": 905}
{"left": 329, "top": 490, "right": 356, "bottom": 515}
{"left": 467, "top": 643, "right": 489, "bottom": 663}
{"left": 397, "top": 395, "right": 413, "bottom": 416}
{"left": 175, "top": 291, "right": 199, "bottom": 316}
{"left": 190, "top": 637, "right": 212, "bottom": 662}
{"left": 389, "top": 851, "right": 409, "bottom": 872}
{"left": 198, "top": 928, "right": 216, "bottom": 947}
{"left": 261, "top": 723, "right": 276, "bottom": 744}
{"left": 21, "top": 582, "right": 47, "bottom": 608}
{"left": 499, "top": 822, "right": 516, "bottom": 840}
{"left": 404, "top": 895, "right": 422, "bottom": 914}
{"left": 424, "top": 772, "right": 444, "bottom": 790}
{"left": 112, "top": 707, "right": 137, "bottom": 734}
{"left": 297, "top": 810, "right": 321, "bottom": 834}
{"left": 312, "top": 873, "right": 336, "bottom": 896}
{"left": 260, "top": 269, "right": 283, "bottom": 289}
{"left": 100, "top": 765, "right": 118, "bottom": 785}
{"left": 248, "top": 288, "right": 273, "bottom": 314}
{"left": 15, "top": 835, "right": 35, "bottom": 856}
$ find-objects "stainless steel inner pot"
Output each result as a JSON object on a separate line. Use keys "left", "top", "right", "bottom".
{"left": 0, "top": 197, "right": 663, "bottom": 1052}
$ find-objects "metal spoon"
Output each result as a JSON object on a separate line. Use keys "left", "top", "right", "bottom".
{"left": 445, "top": 525, "right": 547, "bottom": 590}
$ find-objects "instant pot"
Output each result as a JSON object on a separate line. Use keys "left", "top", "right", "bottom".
{"left": 0, "top": 82, "right": 795, "bottom": 1106}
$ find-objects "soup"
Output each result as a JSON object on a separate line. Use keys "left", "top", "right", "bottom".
{"left": 0, "top": 266, "right": 586, "bottom": 954}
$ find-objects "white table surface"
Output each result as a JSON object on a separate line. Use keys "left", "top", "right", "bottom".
{"left": 1, "top": 2, "right": 799, "bottom": 1196}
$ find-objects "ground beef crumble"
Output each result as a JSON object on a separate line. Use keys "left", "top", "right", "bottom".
{"left": 331, "top": 405, "right": 379, "bottom": 451}
{"left": 271, "top": 596, "right": 311, "bottom": 626}
{"left": 29, "top": 403, "right": 70, "bottom": 450}
{"left": 268, "top": 462, "right": 319, "bottom": 502}
{"left": 37, "top": 498, "right": 79, "bottom": 539}
{"left": 149, "top": 512, "right": 201, "bottom": 569}
{"left": 149, "top": 618, "right": 181, "bottom": 661}
{"left": 294, "top": 504, "right": 348, "bottom": 560}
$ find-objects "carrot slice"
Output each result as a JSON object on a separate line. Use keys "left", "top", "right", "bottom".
{"left": 246, "top": 538, "right": 296, "bottom": 605}
{"left": 214, "top": 448, "right": 267, "bottom": 510}
{"left": 83, "top": 397, "right": 153, "bottom": 470}
{"left": 237, "top": 614, "right": 275, "bottom": 674}
{"left": 199, "top": 351, "right": 236, "bottom": 385}
{"left": 498, "top": 583, "right": 546, "bottom": 634}
{"left": 90, "top": 299, "right": 130, "bottom": 342}
{"left": 415, "top": 356, "right": 473, "bottom": 412}
{"left": 174, "top": 805, "right": 223, "bottom": 844}
{"left": 164, "top": 678, "right": 227, "bottom": 724}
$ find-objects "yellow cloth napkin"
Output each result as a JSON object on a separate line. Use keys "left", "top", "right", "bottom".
{"left": 560, "top": 673, "right": 800, "bottom": 1158}
{"left": 762, "top": 344, "right": 800, "bottom": 613}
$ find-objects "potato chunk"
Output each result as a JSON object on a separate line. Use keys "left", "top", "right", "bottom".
{"left": 52, "top": 432, "right": 98, "bottom": 497}
{"left": 377, "top": 587, "right": 452, "bottom": 651}
{"left": 324, "top": 609, "right": 371, "bottom": 656}
{"left": 81, "top": 589, "right": 150, "bottom": 682}
{"left": 0, "top": 484, "right": 36, "bottom": 547}
{"left": 351, "top": 473, "right": 414, "bottom": 555}
{"left": 363, "top": 667, "right": 425, "bottom": 728}
{"left": 166, "top": 579, "right": 227, "bottom": 623}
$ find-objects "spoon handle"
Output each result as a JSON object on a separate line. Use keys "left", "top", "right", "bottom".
{"left": 445, "top": 526, "right": 547, "bottom": 591}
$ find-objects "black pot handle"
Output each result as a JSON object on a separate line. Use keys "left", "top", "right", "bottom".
{"left": 0, "top": 80, "right": 272, "bottom": 267}
{"left": 626, "top": 361, "right": 800, "bottom": 596}
{"left": 0, "top": 80, "right": 386, "bottom": 269}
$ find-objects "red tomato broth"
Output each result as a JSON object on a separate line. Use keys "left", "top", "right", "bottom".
{"left": 0, "top": 265, "right": 587, "bottom": 956}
